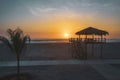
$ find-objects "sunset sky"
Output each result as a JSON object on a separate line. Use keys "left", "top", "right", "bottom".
{"left": 0, "top": 0, "right": 120, "bottom": 39}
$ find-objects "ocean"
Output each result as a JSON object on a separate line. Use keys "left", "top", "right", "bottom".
{"left": 28, "top": 39, "right": 120, "bottom": 43}
{"left": 0, "top": 39, "right": 120, "bottom": 43}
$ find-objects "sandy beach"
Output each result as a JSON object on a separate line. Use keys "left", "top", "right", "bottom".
{"left": 87, "top": 42, "right": 120, "bottom": 59}
{"left": 0, "top": 42, "right": 120, "bottom": 61}
{"left": 0, "top": 43, "right": 71, "bottom": 61}
{"left": 0, "top": 42, "right": 120, "bottom": 80}
{"left": 0, "top": 64, "right": 106, "bottom": 80}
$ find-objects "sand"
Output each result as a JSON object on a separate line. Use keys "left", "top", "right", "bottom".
{"left": 0, "top": 64, "right": 106, "bottom": 80}
{"left": 87, "top": 43, "right": 120, "bottom": 59}
{"left": 0, "top": 43, "right": 71, "bottom": 61}
{"left": 0, "top": 42, "right": 120, "bottom": 61}
{"left": 110, "top": 64, "right": 120, "bottom": 69}
{"left": 0, "top": 42, "right": 120, "bottom": 80}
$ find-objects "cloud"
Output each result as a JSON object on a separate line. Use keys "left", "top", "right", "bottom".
{"left": 29, "top": 8, "right": 40, "bottom": 16}
{"left": 35, "top": 7, "right": 57, "bottom": 12}
{"left": 29, "top": 7, "right": 56, "bottom": 16}
{"left": 28, "top": 6, "right": 75, "bottom": 17}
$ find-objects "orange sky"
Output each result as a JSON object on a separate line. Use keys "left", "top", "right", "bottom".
{"left": 17, "top": 15, "right": 119, "bottom": 39}
{"left": 0, "top": 0, "right": 120, "bottom": 39}
{"left": 1, "top": 16, "right": 119, "bottom": 39}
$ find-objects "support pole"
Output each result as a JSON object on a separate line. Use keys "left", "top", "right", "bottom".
{"left": 100, "top": 35, "right": 103, "bottom": 59}
{"left": 85, "top": 35, "right": 87, "bottom": 59}
{"left": 92, "top": 34, "right": 94, "bottom": 56}
{"left": 79, "top": 35, "right": 80, "bottom": 39}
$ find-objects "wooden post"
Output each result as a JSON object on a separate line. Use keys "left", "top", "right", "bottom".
{"left": 100, "top": 35, "right": 103, "bottom": 59}
{"left": 92, "top": 34, "right": 94, "bottom": 56}
{"left": 85, "top": 35, "right": 87, "bottom": 59}
{"left": 85, "top": 43, "right": 87, "bottom": 59}
{"left": 86, "top": 35, "right": 87, "bottom": 39}
{"left": 79, "top": 35, "right": 80, "bottom": 39}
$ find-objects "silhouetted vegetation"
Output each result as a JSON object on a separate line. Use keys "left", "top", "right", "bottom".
{"left": 0, "top": 28, "right": 30, "bottom": 80}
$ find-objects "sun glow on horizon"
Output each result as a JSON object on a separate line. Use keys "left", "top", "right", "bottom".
{"left": 64, "top": 33, "right": 70, "bottom": 38}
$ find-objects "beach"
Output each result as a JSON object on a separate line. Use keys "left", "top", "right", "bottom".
{"left": 0, "top": 42, "right": 120, "bottom": 80}
{"left": 0, "top": 64, "right": 106, "bottom": 80}
{"left": 0, "top": 43, "right": 71, "bottom": 61}
{"left": 0, "top": 42, "right": 120, "bottom": 61}
{"left": 87, "top": 42, "right": 120, "bottom": 59}
{"left": 0, "top": 60, "right": 120, "bottom": 80}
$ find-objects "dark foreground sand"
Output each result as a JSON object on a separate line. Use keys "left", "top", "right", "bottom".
{"left": 0, "top": 43, "right": 71, "bottom": 61}
{"left": 110, "top": 64, "right": 120, "bottom": 69}
{"left": 0, "top": 42, "right": 120, "bottom": 61}
{"left": 0, "top": 64, "right": 106, "bottom": 80}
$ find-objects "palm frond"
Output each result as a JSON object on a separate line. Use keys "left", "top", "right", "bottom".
{"left": 7, "top": 29, "right": 14, "bottom": 39}
{"left": 14, "top": 28, "right": 23, "bottom": 35}
{"left": 19, "top": 35, "right": 31, "bottom": 54}
{"left": 0, "top": 36, "right": 14, "bottom": 53}
{"left": 1, "top": 28, "right": 31, "bottom": 55}
{"left": 1, "top": 28, "right": 31, "bottom": 80}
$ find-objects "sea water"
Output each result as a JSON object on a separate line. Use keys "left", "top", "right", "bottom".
{"left": 0, "top": 39, "right": 120, "bottom": 43}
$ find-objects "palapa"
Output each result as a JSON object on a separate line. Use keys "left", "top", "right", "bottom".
{"left": 75, "top": 27, "right": 109, "bottom": 36}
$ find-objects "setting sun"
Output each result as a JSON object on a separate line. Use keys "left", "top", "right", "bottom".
{"left": 64, "top": 33, "right": 70, "bottom": 38}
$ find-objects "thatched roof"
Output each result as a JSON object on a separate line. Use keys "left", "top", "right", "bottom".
{"left": 75, "top": 27, "right": 109, "bottom": 35}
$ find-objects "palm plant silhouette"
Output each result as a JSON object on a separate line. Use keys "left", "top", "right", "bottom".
{"left": 0, "top": 28, "right": 30, "bottom": 80}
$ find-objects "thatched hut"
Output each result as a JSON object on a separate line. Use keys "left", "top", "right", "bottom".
{"left": 69, "top": 27, "right": 109, "bottom": 59}
{"left": 76, "top": 27, "right": 109, "bottom": 35}
{"left": 75, "top": 27, "right": 109, "bottom": 43}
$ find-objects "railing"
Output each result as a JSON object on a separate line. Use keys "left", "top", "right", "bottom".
{"left": 69, "top": 38, "right": 106, "bottom": 60}
{"left": 69, "top": 38, "right": 86, "bottom": 59}
{"left": 69, "top": 38, "right": 106, "bottom": 43}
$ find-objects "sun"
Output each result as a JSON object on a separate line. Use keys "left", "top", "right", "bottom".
{"left": 64, "top": 33, "right": 70, "bottom": 38}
